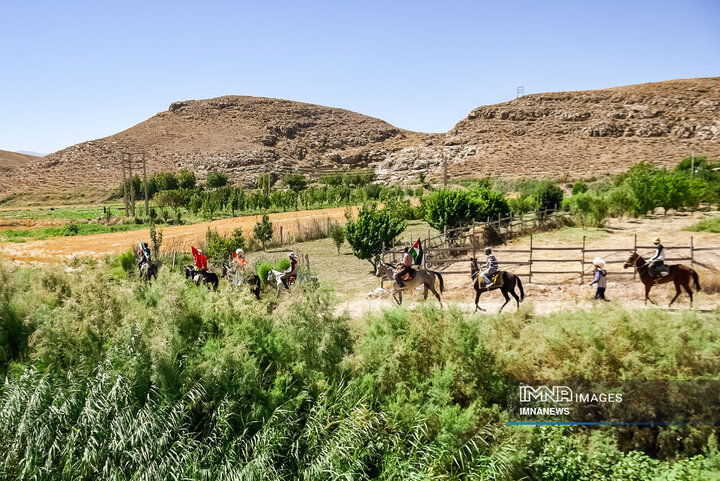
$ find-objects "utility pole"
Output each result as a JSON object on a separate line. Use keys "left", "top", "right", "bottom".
{"left": 691, "top": 151, "right": 695, "bottom": 176}
{"left": 443, "top": 152, "right": 448, "bottom": 188}
{"left": 122, "top": 160, "right": 129, "bottom": 216}
{"left": 142, "top": 153, "right": 149, "bottom": 214}
{"left": 516, "top": 86, "right": 524, "bottom": 98}
{"left": 128, "top": 153, "right": 135, "bottom": 217}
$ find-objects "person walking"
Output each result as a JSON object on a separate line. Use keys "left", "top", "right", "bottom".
{"left": 589, "top": 257, "right": 608, "bottom": 301}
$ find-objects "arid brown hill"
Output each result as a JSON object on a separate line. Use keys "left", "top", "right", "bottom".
{"left": 3, "top": 77, "right": 719, "bottom": 202}
{"left": 0, "top": 150, "right": 40, "bottom": 171}
{"left": 438, "top": 77, "right": 720, "bottom": 180}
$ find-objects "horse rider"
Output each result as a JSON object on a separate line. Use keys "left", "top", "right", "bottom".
{"left": 480, "top": 247, "right": 499, "bottom": 288}
{"left": 281, "top": 251, "right": 298, "bottom": 289}
{"left": 233, "top": 248, "right": 247, "bottom": 271}
{"left": 394, "top": 247, "right": 415, "bottom": 287}
{"left": 138, "top": 241, "right": 152, "bottom": 270}
{"left": 648, "top": 237, "right": 667, "bottom": 280}
{"left": 192, "top": 246, "right": 208, "bottom": 272}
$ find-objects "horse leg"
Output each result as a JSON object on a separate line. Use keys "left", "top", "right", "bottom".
{"left": 475, "top": 289, "right": 483, "bottom": 312}
{"left": 498, "top": 289, "right": 511, "bottom": 313}
{"left": 644, "top": 284, "right": 657, "bottom": 305}
{"left": 429, "top": 284, "right": 442, "bottom": 307}
{"left": 508, "top": 287, "right": 520, "bottom": 310}
{"left": 669, "top": 280, "right": 682, "bottom": 307}
{"left": 682, "top": 279, "right": 694, "bottom": 307}
{"left": 423, "top": 283, "right": 429, "bottom": 300}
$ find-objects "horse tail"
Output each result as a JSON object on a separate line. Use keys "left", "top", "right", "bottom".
{"left": 692, "top": 269, "right": 701, "bottom": 291}
{"left": 516, "top": 274, "right": 525, "bottom": 301}
{"left": 435, "top": 271, "right": 444, "bottom": 293}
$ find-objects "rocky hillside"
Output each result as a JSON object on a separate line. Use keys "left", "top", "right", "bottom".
{"left": 3, "top": 77, "right": 719, "bottom": 201}
{"left": 0, "top": 150, "right": 40, "bottom": 171}
{"left": 437, "top": 77, "right": 720, "bottom": 180}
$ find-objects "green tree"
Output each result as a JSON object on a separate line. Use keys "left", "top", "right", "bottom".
{"left": 528, "top": 180, "right": 564, "bottom": 211}
{"left": 344, "top": 204, "right": 406, "bottom": 269}
{"left": 152, "top": 172, "right": 179, "bottom": 192}
{"left": 204, "top": 227, "right": 245, "bottom": 264}
{"left": 177, "top": 169, "right": 197, "bottom": 189}
{"left": 206, "top": 169, "right": 229, "bottom": 189}
{"left": 188, "top": 193, "right": 203, "bottom": 214}
{"left": 283, "top": 173, "right": 308, "bottom": 192}
{"left": 154, "top": 189, "right": 187, "bottom": 219}
{"left": 201, "top": 192, "right": 221, "bottom": 220}
{"left": 329, "top": 223, "right": 346, "bottom": 253}
{"left": 424, "top": 188, "right": 510, "bottom": 232}
{"left": 253, "top": 214, "right": 274, "bottom": 249}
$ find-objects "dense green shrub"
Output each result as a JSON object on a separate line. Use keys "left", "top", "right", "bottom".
{"left": 206, "top": 169, "right": 229, "bottom": 188}
{"left": 253, "top": 214, "right": 274, "bottom": 249}
{"left": 424, "top": 188, "right": 510, "bottom": 232}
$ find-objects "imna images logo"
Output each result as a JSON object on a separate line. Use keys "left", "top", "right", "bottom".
{"left": 519, "top": 385, "right": 573, "bottom": 403}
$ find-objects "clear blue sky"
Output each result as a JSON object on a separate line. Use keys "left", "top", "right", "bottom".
{"left": 1, "top": 0, "right": 718, "bottom": 154}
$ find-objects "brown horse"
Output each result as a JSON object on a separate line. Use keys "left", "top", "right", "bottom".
{"left": 623, "top": 253, "right": 700, "bottom": 306}
{"left": 470, "top": 258, "right": 524, "bottom": 312}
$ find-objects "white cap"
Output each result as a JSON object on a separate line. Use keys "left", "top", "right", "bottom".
{"left": 592, "top": 257, "right": 606, "bottom": 268}
{"left": 289, "top": 251, "right": 297, "bottom": 258}
{"left": 236, "top": 248, "right": 244, "bottom": 255}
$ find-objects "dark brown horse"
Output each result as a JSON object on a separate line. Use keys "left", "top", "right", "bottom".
{"left": 470, "top": 258, "right": 524, "bottom": 312}
{"left": 623, "top": 252, "right": 700, "bottom": 306}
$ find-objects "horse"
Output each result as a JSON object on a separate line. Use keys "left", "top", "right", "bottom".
{"left": 184, "top": 264, "right": 219, "bottom": 291}
{"left": 222, "top": 262, "right": 261, "bottom": 300}
{"left": 266, "top": 269, "right": 318, "bottom": 298}
{"left": 623, "top": 252, "right": 700, "bottom": 306}
{"left": 375, "top": 262, "right": 444, "bottom": 306}
{"left": 139, "top": 261, "right": 158, "bottom": 282}
{"left": 469, "top": 258, "right": 524, "bottom": 312}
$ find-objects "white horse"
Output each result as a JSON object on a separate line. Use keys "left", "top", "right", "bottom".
{"left": 267, "top": 269, "right": 318, "bottom": 298}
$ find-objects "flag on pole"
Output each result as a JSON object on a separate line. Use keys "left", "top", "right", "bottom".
{"left": 410, "top": 238, "right": 424, "bottom": 266}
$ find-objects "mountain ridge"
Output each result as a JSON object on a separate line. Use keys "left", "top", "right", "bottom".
{"left": 3, "top": 77, "right": 719, "bottom": 202}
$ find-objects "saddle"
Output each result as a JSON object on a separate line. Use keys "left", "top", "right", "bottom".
{"left": 480, "top": 271, "right": 504, "bottom": 288}
{"left": 400, "top": 268, "right": 416, "bottom": 281}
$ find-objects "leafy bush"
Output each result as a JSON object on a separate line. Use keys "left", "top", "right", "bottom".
{"left": 62, "top": 223, "right": 80, "bottom": 236}
{"left": 204, "top": 227, "right": 245, "bottom": 264}
{"left": 253, "top": 214, "right": 274, "bottom": 249}
{"left": 424, "top": 188, "right": 510, "bottom": 232}
{"left": 283, "top": 173, "right": 308, "bottom": 192}
{"left": 206, "top": 169, "right": 229, "bottom": 189}
{"left": 119, "top": 249, "right": 136, "bottom": 273}
{"left": 329, "top": 223, "right": 345, "bottom": 253}
{"left": 177, "top": 169, "right": 197, "bottom": 189}
{"left": 525, "top": 180, "right": 564, "bottom": 211}
{"left": 571, "top": 180, "right": 589, "bottom": 195}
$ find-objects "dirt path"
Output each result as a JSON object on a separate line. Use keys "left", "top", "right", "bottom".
{"left": 0, "top": 206, "right": 352, "bottom": 262}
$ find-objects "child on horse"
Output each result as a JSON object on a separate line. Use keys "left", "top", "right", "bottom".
{"left": 480, "top": 247, "right": 499, "bottom": 287}
{"left": 192, "top": 247, "right": 208, "bottom": 271}
{"left": 648, "top": 237, "right": 667, "bottom": 280}
{"left": 280, "top": 252, "right": 298, "bottom": 289}
{"left": 233, "top": 248, "right": 247, "bottom": 271}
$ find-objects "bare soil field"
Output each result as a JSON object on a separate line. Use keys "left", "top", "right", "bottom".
{"left": 0, "top": 206, "right": 353, "bottom": 263}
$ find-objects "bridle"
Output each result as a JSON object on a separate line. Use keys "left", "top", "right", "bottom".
{"left": 627, "top": 253, "right": 649, "bottom": 273}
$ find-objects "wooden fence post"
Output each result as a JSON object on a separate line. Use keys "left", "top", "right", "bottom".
{"left": 279, "top": 225, "right": 283, "bottom": 245}
{"left": 305, "top": 253, "right": 310, "bottom": 271}
{"left": 633, "top": 233, "right": 637, "bottom": 280}
{"left": 529, "top": 234, "right": 533, "bottom": 284}
{"left": 172, "top": 251, "right": 176, "bottom": 269}
{"left": 580, "top": 235, "right": 586, "bottom": 285}
{"left": 690, "top": 236, "right": 694, "bottom": 270}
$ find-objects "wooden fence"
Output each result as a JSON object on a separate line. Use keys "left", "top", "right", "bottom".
{"left": 383, "top": 234, "right": 720, "bottom": 285}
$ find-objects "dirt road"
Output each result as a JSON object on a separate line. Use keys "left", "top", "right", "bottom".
{"left": 0, "top": 206, "right": 351, "bottom": 262}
